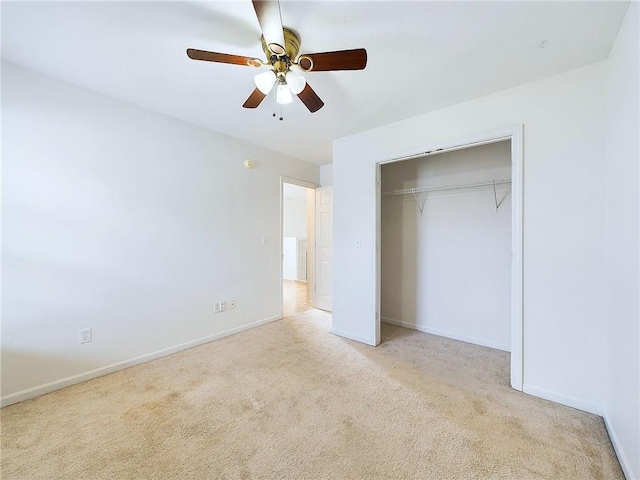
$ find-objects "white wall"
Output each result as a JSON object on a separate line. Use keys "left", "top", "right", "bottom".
{"left": 282, "top": 237, "right": 298, "bottom": 281}
{"left": 604, "top": 3, "right": 639, "bottom": 478}
{"left": 283, "top": 185, "right": 308, "bottom": 281}
{"left": 320, "top": 164, "right": 333, "bottom": 187}
{"left": 381, "top": 142, "right": 511, "bottom": 351}
{"left": 283, "top": 194, "right": 307, "bottom": 238}
{"left": 333, "top": 61, "right": 607, "bottom": 413}
{"left": 1, "top": 63, "right": 319, "bottom": 403}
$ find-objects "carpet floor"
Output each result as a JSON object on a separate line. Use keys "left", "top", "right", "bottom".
{"left": 1, "top": 310, "right": 623, "bottom": 479}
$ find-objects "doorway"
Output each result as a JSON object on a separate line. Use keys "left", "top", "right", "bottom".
{"left": 375, "top": 126, "right": 524, "bottom": 390}
{"left": 380, "top": 141, "right": 512, "bottom": 350}
{"left": 282, "top": 180, "right": 316, "bottom": 317}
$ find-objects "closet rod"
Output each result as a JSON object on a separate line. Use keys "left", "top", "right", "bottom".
{"left": 382, "top": 177, "right": 511, "bottom": 197}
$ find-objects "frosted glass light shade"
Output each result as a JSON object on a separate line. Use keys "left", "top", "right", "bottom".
{"left": 285, "top": 70, "right": 306, "bottom": 95}
{"left": 254, "top": 70, "right": 276, "bottom": 94}
{"left": 276, "top": 84, "right": 293, "bottom": 104}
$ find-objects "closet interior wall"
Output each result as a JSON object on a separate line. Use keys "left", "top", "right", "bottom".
{"left": 381, "top": 141, "right": 512, "bottom": 351}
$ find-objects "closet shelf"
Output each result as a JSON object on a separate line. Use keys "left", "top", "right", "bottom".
{"left": 382, "top": 177, "right": 511, "bottom": 197}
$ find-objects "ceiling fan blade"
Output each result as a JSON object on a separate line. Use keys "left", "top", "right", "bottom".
{"left": 297, "top": 83, "right": 324, "bottom": 113}
{"left": 297, "top": 48, "right": 367, "bottom": 72}
{"left": 243, "top": 88, "right": 267, "bottom": 109}
{"left": 252, "top": 0, "right": 286, "bottom": 55}
{"left": 187, "top": 48, "right": 262, "bottom": 67}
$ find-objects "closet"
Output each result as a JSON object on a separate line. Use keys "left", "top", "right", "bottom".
{"left": 380, "top": 141, "right": 512, "bottom": 351}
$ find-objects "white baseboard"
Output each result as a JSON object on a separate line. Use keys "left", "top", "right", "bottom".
{"left": 1, "top": 315, "right": 281, "bottom": 408}
{"left": 331, "top": 328, "right": 374, "bottom": 346}
{"left": 382, "top": 317, "right": 510, "bottom": 352}
{"left": 522, "top": 383, "right": 603, "bottom": 416}
{"left": 603, "top": 409, "right": 637, "bottom": 480}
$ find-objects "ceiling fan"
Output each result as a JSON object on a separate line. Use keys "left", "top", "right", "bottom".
{"left": 186, "top": 0, "right": 367, "bottom": 117}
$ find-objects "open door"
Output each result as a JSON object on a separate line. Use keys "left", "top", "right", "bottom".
{"left": 306, "top": 188, "right": 316, "bottom": 307}
{"left": 315, "top": 186, "right": 333, "bottom": 311}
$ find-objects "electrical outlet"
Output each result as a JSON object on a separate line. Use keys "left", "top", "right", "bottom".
{"left": 79, "top": 328, "right": 92, "bottom": 344}
{"left": 214, "top": 302, "right": 221, "bottom": 313}
{"left": 229, "top": 299, "right": 236, "bottom": 309}
{"left": 219, "top": 300, "right": 225, "bottom": 312}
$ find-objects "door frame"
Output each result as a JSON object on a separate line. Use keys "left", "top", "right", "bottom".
{"left": 374, "top": 125, "right": 524, "bottom": 391}
{"left": 280, "top": 176, "right": 319, "bottom": 319}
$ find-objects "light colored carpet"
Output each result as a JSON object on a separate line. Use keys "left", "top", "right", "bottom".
{"left": 1, "top": 310, "right": 622, "bottom": 479}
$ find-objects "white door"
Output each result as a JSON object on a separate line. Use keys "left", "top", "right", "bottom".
{"left": 306, "top": 188, "right": 316, "bottom": 306}
{"left": 315, "top": 187, "right": 333, "bottom": 311}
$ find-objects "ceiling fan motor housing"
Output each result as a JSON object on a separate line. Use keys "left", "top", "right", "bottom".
{"left": 261, "top": 27, "right": 303, "bottom": 72}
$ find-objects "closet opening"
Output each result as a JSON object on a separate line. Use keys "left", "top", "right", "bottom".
{"left": 375, "top": 127, "right": 523, "bottom": 390}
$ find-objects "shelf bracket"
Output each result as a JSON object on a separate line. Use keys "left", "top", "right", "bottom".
{"left": 493, "top": 180, "right": 509, "bottom": 212}
{"left": 412, "top": 190, "right": 426, "bottom": 215}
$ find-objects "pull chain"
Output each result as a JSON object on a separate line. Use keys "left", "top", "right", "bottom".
{"left": 272, "top": 85, "right": 277, "bottom": 118}
{"left": 269, "top": 84, "right": 284, "bottom": 121}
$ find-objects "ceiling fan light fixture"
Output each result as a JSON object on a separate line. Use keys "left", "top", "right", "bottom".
{"left": 254, "top": 70, "right": 277, "bottom": 94}
{"left": 285, "top": 70, "right": 306, "bottom": 95}
{"left": 187, "top": 2, "right": 366, "bottom": 114}
{"left": 276, "top": 83, "right": 293, "bottom": 105}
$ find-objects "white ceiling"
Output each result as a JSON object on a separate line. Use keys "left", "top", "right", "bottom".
{"left": 1, "top": 1, "right": 629, "bottom": 166}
